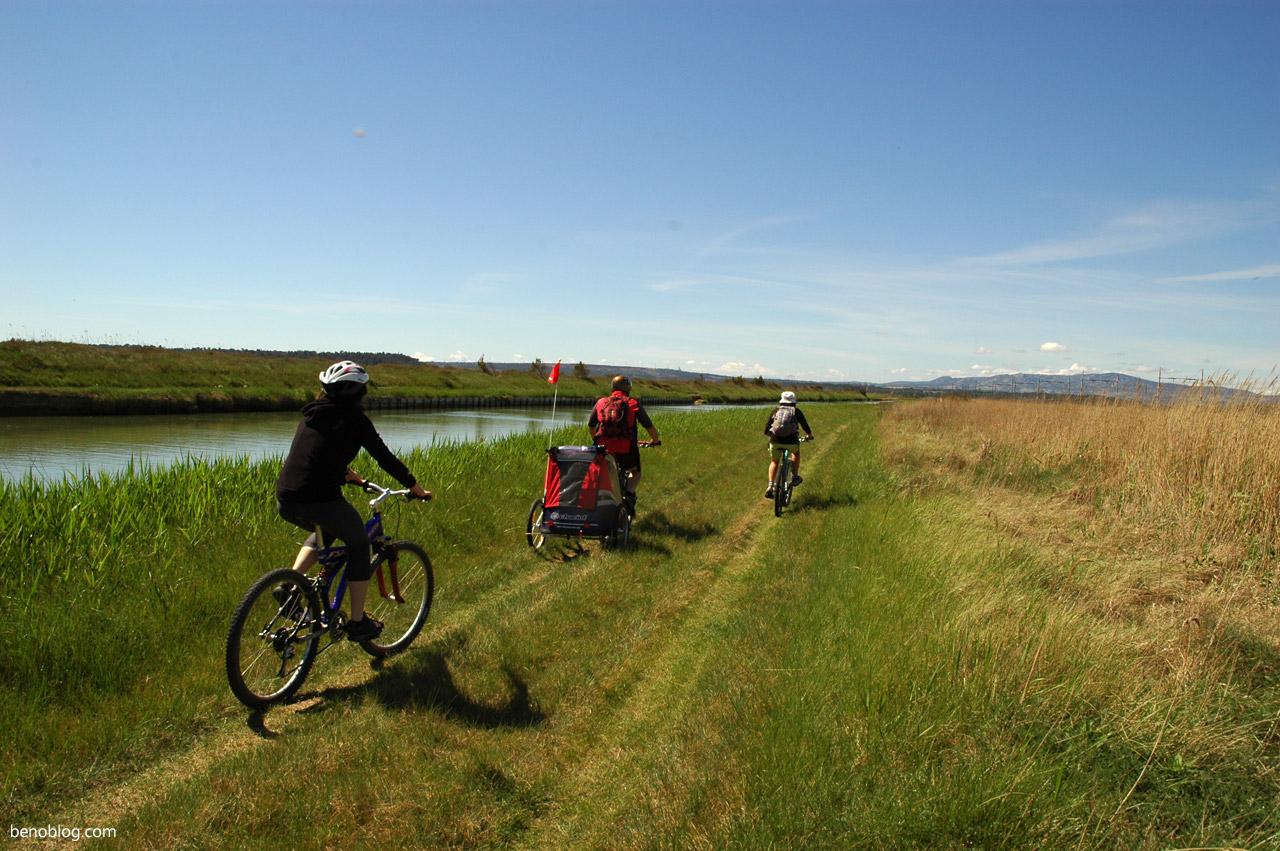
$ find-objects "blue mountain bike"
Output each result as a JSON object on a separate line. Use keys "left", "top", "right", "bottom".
{"left": 226, "top": 481, "right": 433, "bottom": 711}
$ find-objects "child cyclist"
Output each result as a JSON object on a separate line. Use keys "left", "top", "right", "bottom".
{"left": 275, "top": 360, "right": 431, "bottom": 641}
{"left": 764, "top": 391, "right": 814, "bottom": 499}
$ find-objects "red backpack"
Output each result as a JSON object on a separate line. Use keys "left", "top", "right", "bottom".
{"left": 596, "top": 395, "right": 631, "bottom": 440}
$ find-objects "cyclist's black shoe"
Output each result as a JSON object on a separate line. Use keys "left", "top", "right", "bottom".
{"left": 346, "top": 616, "right": 384, "bottom": 641}
{"left": 623, "top": 491, "right": 637, "bottom": 517}
{"left": 791, "top": 475, "right": 803, "bottom": 487}
{"left": 765, "top": 486, "right": 775, "bottom": 499}
{"left": 272, "top": 583, "right": 303, "bottom": 621}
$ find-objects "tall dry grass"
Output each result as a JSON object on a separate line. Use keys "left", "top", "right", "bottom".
{"left": 884, "top": 379, "right": 1280, "bottom": 573}
{"left": 879, "top": 384, "right": 1280, "bottom": 847}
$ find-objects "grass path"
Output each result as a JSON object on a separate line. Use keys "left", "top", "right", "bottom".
{"left": 518, "top": 424, "right": 853, "bottom": 850}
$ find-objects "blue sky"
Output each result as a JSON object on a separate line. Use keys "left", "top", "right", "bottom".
{"left": 3, "top": 1, "right": 1277, "bottom": 384}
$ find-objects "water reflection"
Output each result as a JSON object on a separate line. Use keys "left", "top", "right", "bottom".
{"left": 0, "top": 404, "right": 735, "bottom": 481}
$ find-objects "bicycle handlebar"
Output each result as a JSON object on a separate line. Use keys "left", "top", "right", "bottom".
{"left": 639, "top": 440, "right": 661, "bottom": 448}
{"left": 358, "top": 480, "right": 433, "bottom": 503}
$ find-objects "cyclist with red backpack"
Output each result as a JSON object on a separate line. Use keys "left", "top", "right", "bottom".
{"left": 764, "top": 391, "right": 814, "bottom": 499}
{"left": 589, "top": 375, "right": 661, "bottom": 516}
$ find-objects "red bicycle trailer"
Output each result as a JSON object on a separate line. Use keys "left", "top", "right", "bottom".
{"left": 525, "top": 445, "right": 631, "bottom": 551}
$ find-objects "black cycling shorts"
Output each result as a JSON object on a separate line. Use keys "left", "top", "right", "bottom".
{"left": 276, "top": 497, "right": 374, "bottom": 582}
{"left": 613, "top": 444, "right": 641, "bottom": 474}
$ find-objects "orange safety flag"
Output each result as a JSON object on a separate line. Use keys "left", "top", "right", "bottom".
{"left": 547, "top": 359, "right": 562, "bottom": 383}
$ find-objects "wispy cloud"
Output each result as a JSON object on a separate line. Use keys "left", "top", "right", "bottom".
{"left": 1160, "top": 263, "right": 1280, "bottom": 283}
{"left": 961, "top": 201, "right": 1265, "bottom": 267}
{"left": 460, "top": 271, "right": 523, "bottom": 295}
{"left": 650, "top": 272, "right": 798, "bottom": 294}
{"left": 1040, "top": 342, "right": 1070, "bottom": 352}
{"left": 692, "top": 216, "right": 803, "bottom": 263}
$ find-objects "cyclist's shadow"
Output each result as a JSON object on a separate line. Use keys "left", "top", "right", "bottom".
{"left": 626, "top": 510, "right": 719, "bottom": 555}
{"left": 791, "top": 491, "right": 860, "bottom": 514}
{"left": 302, "top": 639, "right": 545, "bottom": 729}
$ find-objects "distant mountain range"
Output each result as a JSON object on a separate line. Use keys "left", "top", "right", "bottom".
{"left": 433, "top": 362, "right": 1217, "bottom": 400}
{"left": 875, "top": 371, "right": 1262, "bottom": 401}
{"left": 278, "top": 353, "right": 1254, "bottom": 402}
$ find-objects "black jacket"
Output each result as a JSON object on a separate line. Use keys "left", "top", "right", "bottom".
{"left": 276, "top": 396, "right": 416, "bottom": 503}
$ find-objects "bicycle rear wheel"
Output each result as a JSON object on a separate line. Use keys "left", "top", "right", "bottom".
{"left": 361, "top": 541, "right": 434, "bottom": 658}
{"left": 606, "top": 508, "right": 632, "bottom": 551}
{"left": 774, "top": 454, "right": 789, "bottom": 517}
{"left": 226, "top": 568, "right": 322, "bottom": 711}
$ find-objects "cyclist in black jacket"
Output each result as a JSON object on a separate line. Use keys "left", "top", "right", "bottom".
{"left": 276, "top": 360, "right": 430, "bottom": 641}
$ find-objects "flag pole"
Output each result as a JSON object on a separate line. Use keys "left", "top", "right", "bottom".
{"left": 546, "top": 359, "right": 562, "bottom": 449}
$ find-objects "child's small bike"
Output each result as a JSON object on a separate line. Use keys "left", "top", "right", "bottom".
{"left": 225, "top": 481, "right": 433, "bottom": 711}
{"left": 771, "top": 436, "right": 811, "bottom": 517}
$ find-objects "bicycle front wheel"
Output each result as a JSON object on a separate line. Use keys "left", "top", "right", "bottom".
{"left": 774, "top": 455, "right": 789, "bottom": 517}
{"left": 226, "top": 568, "right": 322, "bottom": 711}
{"left": 361, "top": 541, "right": 434, "bottom": 658}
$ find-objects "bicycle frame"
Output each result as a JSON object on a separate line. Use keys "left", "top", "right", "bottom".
{"left": 309, "top": 487, "right": 402, "bottom": 627}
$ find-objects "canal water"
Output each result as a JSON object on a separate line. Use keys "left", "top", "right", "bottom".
{"left": 0, "top": 403, "right": 741, "bottom": 481}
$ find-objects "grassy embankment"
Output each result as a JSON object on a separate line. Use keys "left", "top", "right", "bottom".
{"left": 3, "top": 397, "right": 1279, "bottom": 848}
{"left": 0, "top": 340, "right": 874, "bottom": 416}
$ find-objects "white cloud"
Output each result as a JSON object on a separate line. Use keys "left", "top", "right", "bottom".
{"left": 447, "top": 350, "right": 466, "bottom": 362}
{"left": 1039, "top": 342, "right": 1070, "bottom": 352}
{"left": 1030, "top": 363, "right": 1097, "bottom": 375}
{"left": 719, "top": 361, "right": 773, "bottom": 376}
{"left": 890, "top": 367, "right": 910, "bottom": 374}
{"left": 413, "top": 352, "right": 433, "bottom": 362}
{"left": 975, "top": 346, "right": 992, "bottom": 354}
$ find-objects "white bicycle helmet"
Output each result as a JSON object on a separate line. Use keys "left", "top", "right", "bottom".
{"left": 319, "top": 360, "right": 369, "bottom": 395}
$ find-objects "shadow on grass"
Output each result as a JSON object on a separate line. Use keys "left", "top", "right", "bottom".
{"left": 636, "top": 510, "right": 719, "bottom": 543}
{"left": 525, "top": 511, "right": 718, "bottom": 557}
{"left": 528, "top": 538, "right": 589, "bottom": 563}
{"left": 1213, "top": 624, "right": 1280, "bottom": 692}
{"left": 298, "top": 643, "right": 545, "bottom": 730}
{"left": 246, "top": 712, "right": 279, "bottom": 739}
{"left": 792, "top": 491, "right": 861, "bottom": 514}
